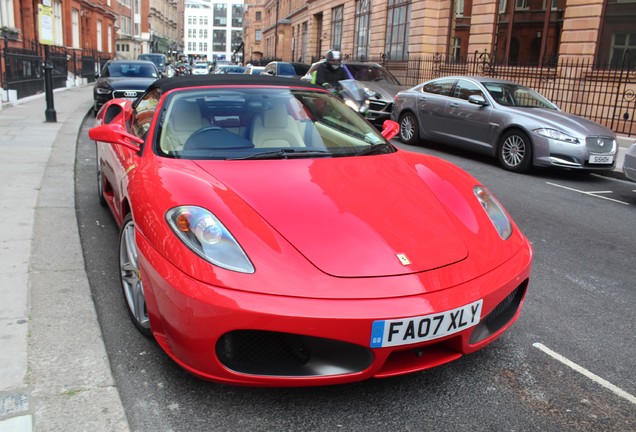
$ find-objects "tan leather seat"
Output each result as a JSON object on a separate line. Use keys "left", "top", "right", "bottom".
{"left": 251, "top": 101, "right": 305, "bottom": 148}
{"left": 162, "top": 99, "right": 207, "bottom": 151}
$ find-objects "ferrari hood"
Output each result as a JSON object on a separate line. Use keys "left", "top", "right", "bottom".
{"left": 194, "top": 155, "right": 468, "bottom": 277}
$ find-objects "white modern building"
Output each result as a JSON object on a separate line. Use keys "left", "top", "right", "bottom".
{"left": 184, "top": 0, "right": 244, "bottom": 64}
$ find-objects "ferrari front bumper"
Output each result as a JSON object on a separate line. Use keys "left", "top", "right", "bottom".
{"left": 137, "top": 233, "right": 532, "bottom": 387}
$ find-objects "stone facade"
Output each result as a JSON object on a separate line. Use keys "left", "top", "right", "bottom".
{"left": 244, "top": 0, "right": 629, "bottom": 65}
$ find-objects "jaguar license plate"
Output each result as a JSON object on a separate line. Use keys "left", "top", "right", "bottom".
{"left": 589, "top": 154, "right": 613, "bottom": 164}
{"left": 370, "top": 300, "right": 483, "bottom": 348}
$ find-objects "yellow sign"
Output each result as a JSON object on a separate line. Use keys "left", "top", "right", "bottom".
{"left": 38, "top": 4, "right": 54, "bottom": 45}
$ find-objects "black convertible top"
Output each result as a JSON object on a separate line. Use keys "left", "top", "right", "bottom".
{"left": 151, "top": 74, "right": 322, "bottom": 93}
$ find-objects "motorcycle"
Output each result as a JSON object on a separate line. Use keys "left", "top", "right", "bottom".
{"left": 325, "top": 79, "right": 372, "bottom": 114}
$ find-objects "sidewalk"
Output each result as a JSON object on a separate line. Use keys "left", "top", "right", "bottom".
{"left": 0, "top": 87, "right": 130, "bottom": 432}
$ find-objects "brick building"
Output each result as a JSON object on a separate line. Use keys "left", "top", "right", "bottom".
{"left": 0, "top": 0, "right": 183, "bottom": 62}
{"left": 245, "top": 0, "right": 635, "bottom": 66}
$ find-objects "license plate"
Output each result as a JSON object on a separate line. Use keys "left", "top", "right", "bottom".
{"left": 589, "top": 154, "right": 613, "bottom": 164}
{"left": 370, "top": 300, "right": 483, "bottom": 348}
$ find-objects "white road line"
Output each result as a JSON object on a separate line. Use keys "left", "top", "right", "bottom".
{"left": 533, "top": 343, "right": 636, "bottom": 406}
{"left": 546, "top": 182, "right": 630, "bottom": 205}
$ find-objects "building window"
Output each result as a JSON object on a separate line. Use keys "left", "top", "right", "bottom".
{"left": 302, "top": 21, "right": 308, "bottom": 62}
{"left": 97, "top": 20, "right": 103, "bottom": 52}
{"left": 232, "top": 5, "right": 243, "bottom": 27}
{"left": 0, "top": 0, "right": 16, "bottom": 28}
{"left": 108, "top": 25, "right": 112, "bottom": 53}
{"left": 385, "top": 0, "right": 410, "bottom": 61}
{"left": 120, "top": 16, "right": 131, "bottom": 36}
{"left": 214, "top": 4, "right": 227, "bottom": 26}
{"left": 597, "top": 1, "right": 636, "bottom": 67}
{"left": 541, "top": 0, "right": 558, "bottom": 10}
{"left": 255, "top": 11, "right": 261, "bottom": 21}
{"left": 331, "top": 5, "right": 343, "bottom": 50}
{"left": 231, "top": 30, "right": 242, "bottom": 51}
{"left": 255, "top": 29, "right": 262, "bottom": 42}
{"left": 456, "top": 0, "right": 464, "bottom": 16}
{"left": 609, "top": 33, "right": 636, "bottom": 66}
{"left": 452, "top": 37, "right": 461, "bottom": 61}
{"left": 213, "top": 29, "right": 226, "bottom": 51}
{"left": 53, "top": 0, "right": 63, "bottom": 46}
{"left": 354, "top": 0, "right": 371, "bottom": 60}
{"left": 496, "top": 0, "right": 566, "bottom": 65}
{"left": 72, "top": 8, "right": 80, "bottom": 48}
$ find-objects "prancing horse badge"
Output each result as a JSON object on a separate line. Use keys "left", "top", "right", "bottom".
{"left": 397, "top": 253, "right": 411, "bottom": 266}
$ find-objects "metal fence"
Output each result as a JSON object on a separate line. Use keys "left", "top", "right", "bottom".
{"left": 368, "top": 53, "right": 636, "bottom": 137}
{"left": 1, "top": 37, "right": 111, "bottom": 100}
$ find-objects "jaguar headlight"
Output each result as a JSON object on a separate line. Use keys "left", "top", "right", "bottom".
{"left": 534, "top": 128, "right": 579, "bottom": 144}
{"left": 166, "top": 206, "right": 254, "bottom": 273}
{"left": 474, "top": 186, "right": 512, "bottom": 240}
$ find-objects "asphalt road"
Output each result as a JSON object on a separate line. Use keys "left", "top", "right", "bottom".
{"left": 75, "top": 118, "right": 636, "bottom": 432}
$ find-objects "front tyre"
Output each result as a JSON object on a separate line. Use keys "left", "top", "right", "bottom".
{"left": 119, "top": 214, "right": 152, "bottom": 338}
{"left": 398, "top": 112, "right": 420, "bottom": 145}
{"left": 498, "top": 129, "right": 533, "bottom": 173}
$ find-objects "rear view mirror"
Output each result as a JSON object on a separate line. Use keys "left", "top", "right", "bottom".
{"left": 381, "top": 120, "right": 399, "bottom": 140}
{"left": 468, "top": 95, "right": 489, "bottom": 106}
{"left": 89, "top": 124, "right": 144, "bottom": 151}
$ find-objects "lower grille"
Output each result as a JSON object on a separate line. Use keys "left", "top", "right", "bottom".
{"left": 369, "top": 100, "right": 389, "bottom": 112}
{"left": 216, "top": 330, "right": 373, "bottom": 377}
{"left": 469, "top": 280, "right": 528, "bottom": 344}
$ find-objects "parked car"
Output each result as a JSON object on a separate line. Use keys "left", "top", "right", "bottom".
{"left": 262, "top": 61, "right": 310, "bottom": 78}
{"left": 192, "top": 62, "right": 210, "bottom": 75}
{"left": 89, "top": 74, "right": 532, "bottom": 386}
{"left": 93, "top": 60, "right": 159, "bottom": 113}
{"left": 623, "top": 142, "right": 636, "bottom": 181}
{"left": 137, "top": 53, "right": 169, "bottom": 77}
{"left": 213, "top": 64, "right": 247, "bottom": 74}
{"left": 393, "top": 76, "right": 619, "bottom": 173}
{"left": 302, "top": 61, "right": 407, "bottom": 127}
{"left": 244, "top": 65, "right": 265, "bottom": 75}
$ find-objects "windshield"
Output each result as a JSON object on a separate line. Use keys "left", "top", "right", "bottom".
{"left": 157, "top": 87, "right": 393, "bottom": 160}
{"left": 483, "top": 82, "right": 558, "bottom": 109}
{"left": 105, "top": 62, "right": 158, "bottom": 78}
{"left": 138, "top": 54, "right": 166, "bottom": 70}
{"left": 345, "top": 64, "right": 402, "bottom": 85}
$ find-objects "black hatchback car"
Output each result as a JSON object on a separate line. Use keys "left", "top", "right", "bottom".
{"left": 93, "top": 60, "right": 159, "bottom": 113}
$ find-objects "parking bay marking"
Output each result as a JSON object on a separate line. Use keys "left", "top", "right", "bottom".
{"left": 546, "top": 182, "right": 630, "bottom": 205}
{"left": 533, "top": 343, "right": 636, "bottom": 406}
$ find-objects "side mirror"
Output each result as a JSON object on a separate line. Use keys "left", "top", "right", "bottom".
{"left": 381, "top": 120, "right": 399, "bottom": 141}
{"left": 89, "top": 124, "right": 144, "bottom": 152}
{"left": 264, "top": 70, "right": 275, "bottom": 76}
{"left": 468, "top": 95, "right": 489, "bottom": 106}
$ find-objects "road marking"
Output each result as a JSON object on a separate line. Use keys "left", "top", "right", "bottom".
{"left": 546, "top": 182, "right": 630, "bottom": 205}
{"left": 533, "top": 343, "right": 636, "bottom": 406}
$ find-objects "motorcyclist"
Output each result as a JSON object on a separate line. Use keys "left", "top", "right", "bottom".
{"left": 311, "top": 49, "right": 349, "bottom": 89}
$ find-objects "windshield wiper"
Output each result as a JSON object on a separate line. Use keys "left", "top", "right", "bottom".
{"left": 353, "top": 143, "right": 394, "bottom": 156}
{"left": 230, "top": 149, "right": 332, "bottom": 160}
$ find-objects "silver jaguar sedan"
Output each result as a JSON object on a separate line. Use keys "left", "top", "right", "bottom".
{"left": 392, "top": 76, "right": 618, "bottom": 173}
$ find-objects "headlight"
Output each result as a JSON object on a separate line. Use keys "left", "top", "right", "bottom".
{"left": 166, "top": 206, "right": 254, "bottom": 273}
{"left": 534, "top": 128, "right": 579, "bottom": 144}
{"left": 95, "top": 87, "right": 113, "bottom": 95}
{"left": 474, "top": 186, "right": 512, "bottom": 240}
